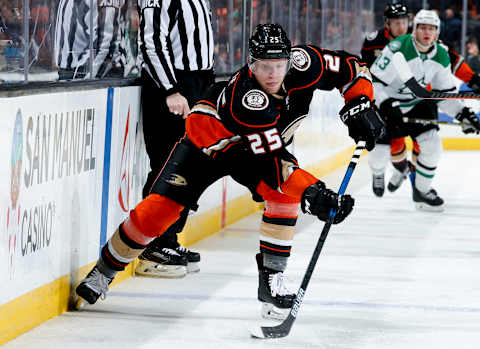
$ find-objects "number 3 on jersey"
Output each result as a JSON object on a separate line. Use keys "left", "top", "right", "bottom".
{"left": 246, "top": 128, "right": 282, "bottom": 154}
{"left": 376, "top": 55, "right": 390, "bottom": 70}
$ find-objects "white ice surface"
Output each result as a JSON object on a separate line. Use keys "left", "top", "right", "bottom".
{"left": 5, "top": 151, "right": 480, "bottom": 349}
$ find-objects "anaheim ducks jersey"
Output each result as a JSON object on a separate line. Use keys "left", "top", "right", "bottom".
{"left": 186, "top": 44, "right": 373, "bottom": 158}
{"left": 439, "top": 41, "right": 475, "bottom": 84}
{"left": 361, "top": 28, "right": 392, "bottom": 67}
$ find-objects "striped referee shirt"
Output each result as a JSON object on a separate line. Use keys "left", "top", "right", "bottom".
{"left": 55, "top": 0, "right": 124, "bottom": 76}
{"left": 92, "top": 0, "right": 126, "bottom": 77}
{"left": 137, "top": 0, "right": 214, "bottom": 93}
{"left": 55, "top": 0, "right": 96, "bottom": 70}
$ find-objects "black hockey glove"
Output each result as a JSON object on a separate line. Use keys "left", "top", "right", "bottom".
{"left": 455, "top": 107, "right": 480, "bottom": 134}
{"left": 340, "top": 95, "right": 386, "bottom": 151}
{"left": 467, "top": 73, "right": 480, "bottom": 92}
{"left": 378, "top": 99, "right": 405, "bottom": 123}
{"left": 301, "top": 181, "right": 354, "bottom": 224}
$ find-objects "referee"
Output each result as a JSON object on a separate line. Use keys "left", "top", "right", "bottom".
{"left": 136, "top": 0, "right": 214, "bottom": 277}
{"left": 54, "top": 0, "right": 126, "bottom": 80}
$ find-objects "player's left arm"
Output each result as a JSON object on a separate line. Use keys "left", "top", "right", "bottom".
{"left": 431, "top": 65, "right": 480, "bottom": 134}
{"left": 329, "top": 51, "right": 385, "bottom": 150}
{"left": 443, "top": 41, "right": 480, "bottom": 90}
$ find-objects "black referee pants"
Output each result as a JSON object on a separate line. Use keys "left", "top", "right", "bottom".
{"left": 140, "top": 69, "right": 214, "bottom": 247}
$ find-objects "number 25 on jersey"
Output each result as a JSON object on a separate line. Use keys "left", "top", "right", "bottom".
{"left": 246, "top": 128, "right": 282, "bottom": 154}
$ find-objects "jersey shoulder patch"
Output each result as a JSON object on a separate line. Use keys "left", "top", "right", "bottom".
{"left": 291, "top": 47, "right": 311, "bottom": 71}
{"left": 242, "top": 89, "right": 269, "bottom": 110}
{"left": 388, "top": 39, "right": 402, "bottom": 52}
{"left": 366, "top": 30, "right": 379, "bottom": 41}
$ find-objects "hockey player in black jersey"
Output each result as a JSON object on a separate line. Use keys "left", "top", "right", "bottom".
{"left": 361, "top": 3, "right": 409, "bottom": 68}
{"left": 76, "top": 24, "right": 385, "bottom": 320}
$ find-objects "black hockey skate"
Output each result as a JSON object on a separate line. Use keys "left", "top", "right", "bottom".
{"left": 76, "top": 266, "right": 113, "bottom": 306}
{"left": 136, "top": 247, "right": 188, "bottom": 278}
{"left": 412, "top": 186, "right": 444, "bottom": 212}
{"left": 256, "top": 253, "right": 295, "bottom": 321}
{"left": 372, "top": 173, "right": 385, "bottom": 197}
{"left": 175, "top": 245, "right": 201, "bottom": 273}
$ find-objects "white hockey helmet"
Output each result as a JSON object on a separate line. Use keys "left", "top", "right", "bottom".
{"left": 413, "top": 9, "right": 441, "bottom": 35}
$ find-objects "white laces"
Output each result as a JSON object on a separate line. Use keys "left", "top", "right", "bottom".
{"left": 424, "top": 189, "right": 438, "bottom": 200}
{"left": 268, "top": 272, "right": 292, "bottom": 297}
{"left": 83, "top": 268, "right": 111, "bottom": 300}
{"left": 161, "top": 248, "right": 181, "bottom": 256}
{"left": 373, "top": 174, "right": 384, "bottom": 187}
{"left": 176, "top": 246, "right": 190, "bottom": 254}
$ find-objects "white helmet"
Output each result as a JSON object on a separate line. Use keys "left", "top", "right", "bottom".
{"left": 413, "top": 9, "right": 441, "bottom": 35}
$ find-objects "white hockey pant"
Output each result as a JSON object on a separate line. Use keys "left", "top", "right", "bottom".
{"left": 414, "top": 129, "right": 442, "bottom": 193}
{"left": 368, "top": 144, "right": 390, "bottom": 175}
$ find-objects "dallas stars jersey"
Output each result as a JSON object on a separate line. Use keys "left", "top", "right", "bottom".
{"left": 362, "top": 27, "right": 475, "bottom": 85}
{"left": 370, "top": 33, "right": 464, "bottom": 115}
{"left": 186, "top": 44, "right": 373, "bottom": 158}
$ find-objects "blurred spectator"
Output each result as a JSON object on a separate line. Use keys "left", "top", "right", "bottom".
{"left": 440, "top": 8, "right": 462, "bottom": 48}
{"left": 0, "top": 2, "right": 23, "bottom": 74}
{"left": 466, "top": 39, "right": 480, "bottom": 72}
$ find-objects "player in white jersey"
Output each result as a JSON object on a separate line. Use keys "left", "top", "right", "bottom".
{"left": 369, "top": 9, "right": 480, "bottom": 211}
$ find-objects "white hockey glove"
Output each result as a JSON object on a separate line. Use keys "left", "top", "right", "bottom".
{"left": 455, "top": 107, "right": 480, "bottom": 134}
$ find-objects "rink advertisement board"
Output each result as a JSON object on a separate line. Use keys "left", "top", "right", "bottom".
{"left": 104, "top": 86, "right": 144, "bottom": 244}
{"left": 0, "top": 90, "right": 108, "bottom": 305}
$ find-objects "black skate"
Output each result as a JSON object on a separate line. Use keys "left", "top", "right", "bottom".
{"left": 75, "top": 266, "right": 113, "bottom": 307}
{"left": 136, "top": 247, "right": 188, "bottom": 278}
{"left": 256, "top": 253, "right": 295, "bottom": 321}
{"left": 412, "top": 187, "right": 444, "bottom": 212}
{"left": 387, "top": 165, "right": 409, "bottom": 192}
{"left": 175, "top": 245, "right": 201, "bottom": 273}
{"left": 372, "top": 173, "right": 385, "bottom": 197}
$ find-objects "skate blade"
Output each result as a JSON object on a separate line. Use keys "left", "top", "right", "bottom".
{"left": 135, "top": 260, "right": 187, "bottom": 278}
{"left": 415, "top": 202, "right": 445, "bottom": 212}
{"left": 68, "top": 287, "right": 88, "bottom": 311}
{"left": 261, "top": 302, "right": 288, "bottom": 321}
{"left": 74, "top": 297, "right": 87, "bottom": 310}
{"left": 187, "top": 262, "right": 200, "bottom": 273}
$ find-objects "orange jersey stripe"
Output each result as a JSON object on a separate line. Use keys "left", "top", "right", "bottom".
{"left": 455, "top": 61, "right": 475, "bottom": 84}
{"left": 343, "top": 77, "right": 374, "bottom": 103}
{"left": 390, "top": 137, "right": 407, "bottom": 154}
{"left": 186, "top": 113, "right": 236, "bottom": 150}
{"left": 280, "top": 168, "right": 318, "bottom": 200}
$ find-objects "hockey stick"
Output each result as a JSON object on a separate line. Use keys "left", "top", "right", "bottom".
{"left": 404, "top": 77, "right": 480, "bottom": 100}
{"left": 391, "top": 52, "right": 480, "bottom": 100}
{"left": 401, "top": 117, "right": 462, "bottom": 126}
{"left": 250, "top": 141, "right": 366, "bottom": 339}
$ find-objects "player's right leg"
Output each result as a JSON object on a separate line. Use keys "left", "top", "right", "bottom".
{"left": 255, "top": 182, "right": 298, "bottom": 320}
{"left": 388, "top": 137, "right": 410, "bottom": 192}
{"left": 75, "top": 194, "right": 184, "bottom": 306}
{"left": 76, "top": 139, "right": 222, "bottom": 306}
{"left": 368, "top": 138, "right": 391, "bottom": 197}
{"left": 411, "top": 129, "right": 444, "bottom": 211}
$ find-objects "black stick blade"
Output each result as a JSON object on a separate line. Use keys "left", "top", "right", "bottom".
{"left": 250, "top": 318, "right": 292, "bottom": 339}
